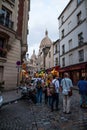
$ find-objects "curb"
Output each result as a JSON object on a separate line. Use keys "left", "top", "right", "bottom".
{"left": 2, "top": 97, "right": 22, "bottom": 106}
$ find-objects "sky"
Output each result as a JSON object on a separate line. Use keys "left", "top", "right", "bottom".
{"left": 27, "top": 0, "right": 70, "bottom": 58}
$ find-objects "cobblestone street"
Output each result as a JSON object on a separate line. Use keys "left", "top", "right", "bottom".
{"left": 0, "top": 90, "right": 87, "bottom": 130}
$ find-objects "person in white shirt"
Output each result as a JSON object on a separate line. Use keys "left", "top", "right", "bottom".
{"left": 61, "top": 72, "right": 73, "bottom": 114}
{"left": 51, "top": 75, "right": 60, "bottom": 112}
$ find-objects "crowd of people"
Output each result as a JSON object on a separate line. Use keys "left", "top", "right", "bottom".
{"left": 21, "top": 72, "right": 87, "bottom": 114}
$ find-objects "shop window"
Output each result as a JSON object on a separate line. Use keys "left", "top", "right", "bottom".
{"left": 78, "top": 49, "right": 84, "bottom": 62}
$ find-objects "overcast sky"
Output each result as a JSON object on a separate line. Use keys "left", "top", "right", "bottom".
{"left": 27, "top": 0, "right": 70, "bottom": 58}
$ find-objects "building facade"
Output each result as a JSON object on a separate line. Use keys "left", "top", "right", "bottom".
{"left": 0, "top": 0, "right": 30, "bottom": 90}
{"left": 58, "top": 0, "right": 87, "bottom": 84}
{"left": 45, "top": 43, "right": 54, "bottom": 70}
{"left": 27, "top": 50, "right": 38, "bottom": 77}
{"left": 53, "top": 39, "right": 60, "bottom": 70}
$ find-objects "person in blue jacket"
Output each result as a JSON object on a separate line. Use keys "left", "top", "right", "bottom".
{"left": 77, "top": 76, "right": 87, "bottom": 108}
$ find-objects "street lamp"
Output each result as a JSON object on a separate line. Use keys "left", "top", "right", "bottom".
{"left": 16, "top": 61, "right": 21, "bottom": 93}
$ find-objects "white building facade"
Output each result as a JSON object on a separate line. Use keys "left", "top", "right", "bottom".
{"left": 58, "top": 0, "right": 87, "bottom": 84}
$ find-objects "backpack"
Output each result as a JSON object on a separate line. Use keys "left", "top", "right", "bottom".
{"left": 37, "top": 79, "right": 42, "bottom": 89}
{"left": 50, "top": 80, "right": 56, "bottom": 95}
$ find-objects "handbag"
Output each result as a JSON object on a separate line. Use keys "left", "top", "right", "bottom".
{"left": 68, "top": 89, "right": 72, "bottom": 96}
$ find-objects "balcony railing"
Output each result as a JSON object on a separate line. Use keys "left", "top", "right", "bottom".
{"left": 0, "top": 16, "right": 14, "bottom": 29}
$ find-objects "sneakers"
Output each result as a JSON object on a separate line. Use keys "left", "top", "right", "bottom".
{"left": 63, "top": 111, "right": 71, "bottom": 114}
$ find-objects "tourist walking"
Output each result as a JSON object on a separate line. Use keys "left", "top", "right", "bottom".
{"left": 61, "top": 72, "right": 73, "bottom": 114}
{"left": 51, "top": 75, "right": 60, "bottom": 112}
{"left": 35, "top": 76, "right": 44, "bottom": 103}
{"left": 77, "top": 76, "right": 87, "bottom": 108}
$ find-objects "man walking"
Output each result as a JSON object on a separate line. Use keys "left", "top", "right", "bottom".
{"left": 51, "top": 75, "right": 60, "bottom": 112}
{"left": 61, "top": 73, "right": 73, "bottom": 114}
{"left": 36, "top": 76, "right": 44, "bottom": 103}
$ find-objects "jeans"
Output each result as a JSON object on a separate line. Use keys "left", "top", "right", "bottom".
{"left": 36, "top": 88, "right": 43, "bottom": 103}
{"left": 51, "top": 93, "right": 59, "bottom": 111}
{"left": 48, "top": 96, "right": 52, "bottom": 106}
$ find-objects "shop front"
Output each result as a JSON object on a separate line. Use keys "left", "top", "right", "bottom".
{"left": 59, "top": 62, "right": 87, "bottom": 85}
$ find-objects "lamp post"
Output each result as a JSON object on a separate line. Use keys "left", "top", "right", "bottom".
{"left": 16, "top": 61, "right": 21, "bottom": 93}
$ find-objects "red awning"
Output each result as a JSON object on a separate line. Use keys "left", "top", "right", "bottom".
{"left": 59, "top": 62, "right": 87, "bottom": 72}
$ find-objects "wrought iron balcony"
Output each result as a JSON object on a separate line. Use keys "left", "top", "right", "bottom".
{"left": 0, "top": 15, "right": 14, "bottom": 29}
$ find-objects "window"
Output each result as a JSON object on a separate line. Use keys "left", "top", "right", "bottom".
{"left": 0, "top": 7, "right": 13, "bottom": 29}
{"left": 68, "top": 39, "right": 72, "bottom": 50}
{"left": 77, "top": 11, "right": 82, "bottom": 24}
{"left": 55, "top": 44, "right": 58, "bottom": 54}
{"left": 68, "top": 21, "right": 71, "bottom": 32}
{"left": 49, "top": 51, "right": 51, "bottom": 58}
{"left": 69, "top": 54, "right": 73, "bottom": 65}
{"left": 62, "top": 57, "right": 65, "bottom": 67}
{"left": 61, "top": 29, "right": 64, "bottom": 38}
{"left": 77, "top": 0, "right": 82, "bottom": 5}
{"left": 55, "top": 57, "right": 58, "bottom": 66}
{"left": 78, "top": 49, "right": 84, "bottom": 62}
{"left": 11, "top": 0, "right": 15, "bottom": 2}
{"left": 62, "top": 44, "right": 65, "bottom": 54}
{"left": 0, "top": 67, "right": 3, "bottom": 82}
{"left": 61, "top": 15, "right": 64, "bottom": 25}
{"left": 78, "top": 32, "right": 84, "bottom": 46}
{"left": 0, "top": 38, "right": 5, "bottom": 57}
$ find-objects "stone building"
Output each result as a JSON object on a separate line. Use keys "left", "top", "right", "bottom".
{"left": 27, "top": 50, "right": 38, "bottom": 77}
{"left": 37, "top": 30, "right": 52, "bottom": 71}
{"left": 0, "top": 0, "right": 30, "bottom": 90}
{"left": 58, "top": 0, "right": 87, "bottom": 84}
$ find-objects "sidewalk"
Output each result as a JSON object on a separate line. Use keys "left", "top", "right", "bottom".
{"left": 2, "top": 89, "right": 22, "bottom": 105}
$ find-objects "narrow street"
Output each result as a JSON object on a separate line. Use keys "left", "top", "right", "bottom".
{"left": 0, "top": 90, "right": 87, "bottom": 130}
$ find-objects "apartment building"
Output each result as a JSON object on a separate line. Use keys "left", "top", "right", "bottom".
{"left": 45, "top": 43, "right": 54, "bottom": 71}
{"left": 58, "top": 0, "right": 87, "bottom": 84}
{"left": 0, "top": 0, "right": 30, "bottom": 90}
{"left": 53, "top": 39, "right": 60, "bottom": 69}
